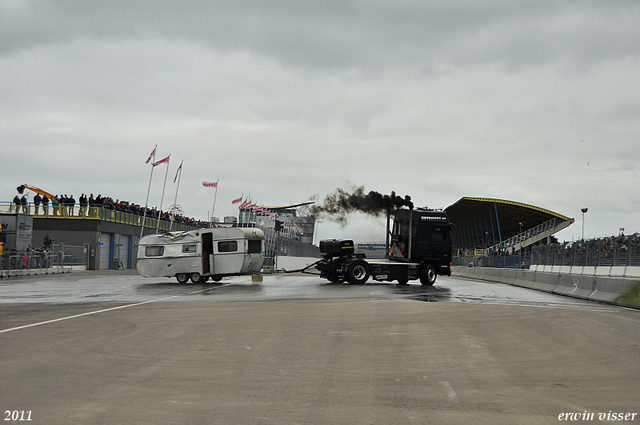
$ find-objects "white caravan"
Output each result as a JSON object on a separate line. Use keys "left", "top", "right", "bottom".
{"left": 137, "top": 227, "right": 265, "bottom": 283}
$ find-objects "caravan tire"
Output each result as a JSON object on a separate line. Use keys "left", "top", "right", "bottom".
{"left": 176, "top": 273, "right": 189, "bottom": 284}
{"left": 190, "top": 273, "right": 203, "bottom": 283}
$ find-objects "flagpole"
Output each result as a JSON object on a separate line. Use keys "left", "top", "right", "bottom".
{"left": 169, "top": 160, "right": 183, "bottom": 232}
{"left": 140, "top": 145, "right": 157, "bottom": 239}
{"left": 210, "top": 179, "right": 219, "bottom": 228}
{"left": 155, "top": 155, "right": 171, "bottom": 234}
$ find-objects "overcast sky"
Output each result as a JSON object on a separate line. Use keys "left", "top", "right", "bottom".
{"left": 2, "top": 0, "right": 639, "bottom": 242}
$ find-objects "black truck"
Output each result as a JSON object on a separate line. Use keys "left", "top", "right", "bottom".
{"left": 315, "top": 207, "right": 452, "bottom": 285}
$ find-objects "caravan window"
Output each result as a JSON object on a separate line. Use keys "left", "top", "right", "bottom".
{"left": 182, "top": 244, "right": 197, "bottom": 253}
{"left": 145, "top": 246, "right": 164, "bottom": 257}
{"left": 247, "top": 239, "right": 261, "bottom": 254}
{"left": 218, "top": 240, "right": 238, "bottom": 253}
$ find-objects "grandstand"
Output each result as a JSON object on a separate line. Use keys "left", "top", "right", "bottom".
{"left": 445, "top": 197, "right": 575, "bottom": 256}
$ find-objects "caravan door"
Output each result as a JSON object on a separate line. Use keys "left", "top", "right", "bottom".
{"left": 213, "top": 238, "right": 245, "bottom": 275}
{"left": 202, "top": 232, "right": 214, "bottom": 275}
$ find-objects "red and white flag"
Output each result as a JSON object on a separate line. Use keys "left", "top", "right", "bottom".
{"left": 152, "top": 155, "right": 170, "bottom": 167}
{"left": 232, "top": 196, "right": 243, "bottom": 204}
{"left": 173, "top": 161, "right": 183, "bottom": 183}
{"left": 202, "top": 181, "right": 218, "bottom": 188}
{"left": 145, "top": 146, "right": 157, "bottom": 164}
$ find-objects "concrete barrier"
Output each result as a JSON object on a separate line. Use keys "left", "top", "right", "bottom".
{"left": 610, "top": 266, "right": 626, "bottom": 278}
{"left": 558, "top": 266, "right": 572, "bottom": 274}
{"left": 453, "top": 266, "right": 640, "bottom": 309}
{"left": 554, "top": 274, "right": 595, "bottom": 300}
{"left": 531, "top": 272, "right": 559, "bottom": 293}
{"left": 590, "top": 277, "right": 640, "bottom": 308}
{"left": 627, "top": 267, "right": 640, "bottom": 279}
{"left": 513, "top": 270, "right": 535, "bottom": 288}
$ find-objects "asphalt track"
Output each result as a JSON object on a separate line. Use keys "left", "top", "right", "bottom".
{"left": 1, "top": 271, "right": 639, "bottom": 425}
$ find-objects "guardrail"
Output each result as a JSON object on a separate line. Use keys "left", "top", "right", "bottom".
{"left": 0, "top": 252, "right": 74, "bottom": 278}
{"left": 1, "top": 202, "right": 200, "bottom": 233}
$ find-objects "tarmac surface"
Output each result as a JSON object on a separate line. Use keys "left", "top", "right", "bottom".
{"left": 1, "top": 271, "right": 639, "bottom": 424}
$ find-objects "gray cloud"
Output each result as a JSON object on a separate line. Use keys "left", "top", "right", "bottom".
{"left": 1, "top": 0, "right": 639, "bottom": 242}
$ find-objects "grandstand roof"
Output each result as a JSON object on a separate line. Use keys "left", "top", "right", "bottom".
{"left": 445, "top": 197, "right": 573, "bottom": 249}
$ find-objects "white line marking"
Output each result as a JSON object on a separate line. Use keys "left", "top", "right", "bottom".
{"left": 0, "top": 283, "right": 233, "bottom": 334}
{"left": 440, "top": 381, "right": 459, "bottom": 403}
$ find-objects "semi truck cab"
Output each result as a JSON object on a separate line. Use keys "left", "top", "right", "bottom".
{"left": 316, "top": 207, "right": 452, "bottom": 285}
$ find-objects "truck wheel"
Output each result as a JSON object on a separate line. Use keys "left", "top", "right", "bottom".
{"left": 176, "top": 273, "right": 189, "bottom": 284}
{"left": 190, "top": 272, "right": 203, "bottom": 283}
{"left": 420, "top": 265, "right": 436, "bottom": 286}
{"left": 347, "top": 261, "right": 370, "bottom": 285}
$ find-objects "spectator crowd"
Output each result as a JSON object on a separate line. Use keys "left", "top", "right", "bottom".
{"left": 11, "top": 190, "right": 210, "bottom": 229}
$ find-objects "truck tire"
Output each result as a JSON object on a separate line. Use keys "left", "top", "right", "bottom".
{"left": 190, "top": 272, "right": 203, "bottom": 283}
{"left": 327, "top": 273, "right": 343, "bottom": 283}
{"left": 347, "top": 261, "right": 370, "bottom": 284}
{"left": 176, "top": 273, "right": 189, "bottom": 284}
{"left": 419, "top": 264, "right": 437, "bottom": 286}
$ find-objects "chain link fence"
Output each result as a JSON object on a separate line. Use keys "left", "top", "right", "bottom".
{"left": 453, "top": 253, "right": 530, "bottom": 269}
{"left": 531, "top": 233, "right": 640, "bottom": 267}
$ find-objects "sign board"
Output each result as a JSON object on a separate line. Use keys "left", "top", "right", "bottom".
{"left": 16, "top": 214, "right": 33, "bottom": 251}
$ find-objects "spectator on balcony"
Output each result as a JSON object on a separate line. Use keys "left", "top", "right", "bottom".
{"left": 79, "top": 193, "right": 88, "bottom": 217}
{"left": 88, "top": 193, "right": 96, "bottom": 217}
{"left": 42, "top": 194, "right": 49, "bottom": 216}
{"left": 67, "top": 195, "right": 76, "bottom": 217}
{"left": 11, "top": 195, "right": 20, "bottom": 212}
{"left": 34, "top": 193, "right": 42, "bottom": 215}
{"left": 20, "top": 195, "right": 28, "bottom": 214}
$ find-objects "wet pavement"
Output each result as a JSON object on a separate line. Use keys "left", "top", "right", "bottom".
{"left": 0, "top": 269, "right": 616, "bottom": 311}
{"left": 1, "top": 270, "right": 638, "bottom": 424}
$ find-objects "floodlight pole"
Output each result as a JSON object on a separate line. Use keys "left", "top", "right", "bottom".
{"left": 581, "top": 208, "right": 588, "bottom": 240}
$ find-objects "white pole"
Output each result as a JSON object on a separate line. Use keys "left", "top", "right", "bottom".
{"left": 155, "top": 155, "right": 171, "bottom": 234}
{"left": 140, "top": 162, "right": 156, "bottom": 238}
{"left": 210, "top": 179, "right": 219, "bottom": 228}
{"left": 169, "top": 160, "right": 183, "bottom": 232}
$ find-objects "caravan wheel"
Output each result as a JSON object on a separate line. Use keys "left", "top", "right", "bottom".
{"left": 176, "top": 273, "right": 189, "bottom": 284}
{"left": 190, "top": 273, "right": 204, "bottom": 283}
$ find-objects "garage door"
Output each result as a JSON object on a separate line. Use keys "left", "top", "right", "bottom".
{"left": 118, "top": 235, "right": 131, "bottom": 269}
{"left": 99, "top": 233, "right": 112, "bottom": 270}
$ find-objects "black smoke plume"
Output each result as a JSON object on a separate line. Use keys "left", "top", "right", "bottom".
{"left": 310, "top": 186, "right": 413, "bottom": 226}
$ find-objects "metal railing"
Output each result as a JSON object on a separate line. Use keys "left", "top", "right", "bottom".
{"left": 1, "top": 201, "right": 201, "bottom": 233}
{"left": 1, "top": 243, "right": 88, "bottom": 272}
{"left": 261, "top": 225, "right": 321, "bottom": 270}
{"left": 453, "top": 254, "right": 530, "bottom": 269}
